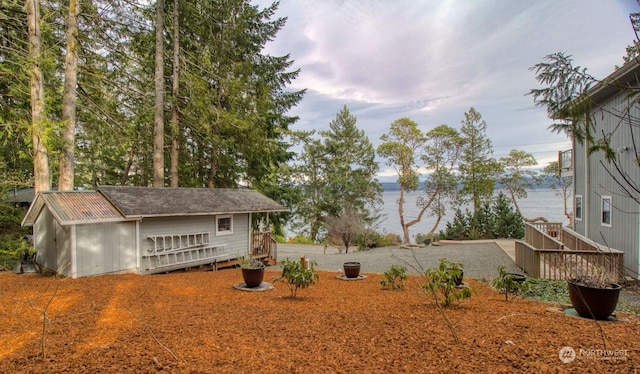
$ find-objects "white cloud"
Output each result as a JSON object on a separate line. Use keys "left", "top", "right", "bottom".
{"left": 254, "top": 0, "right": 637, "bottom": 172}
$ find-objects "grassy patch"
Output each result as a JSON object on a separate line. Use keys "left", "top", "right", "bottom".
{"left": 519, "top": 277, "right": 640, "bottom": 316}
{"left": 519, "top": 278, "right": 570, "bottom": 305}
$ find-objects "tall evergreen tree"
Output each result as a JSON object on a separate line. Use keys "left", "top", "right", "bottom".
{"left": 169, "top": 0, "right": 180, "bottom": 188}
{"left": 458, "top": 107, "right": 501, "bottom": 212}
{"left": 153, "top": 0, "right": 165, "bottom": 187}
{"left": 26, "top": 0, "right": 50, "bottom": 192}
{"left": 291, "top": 134, "right": 326, "bottom": 240}
{"left": 58, "top": 0, "right": 79, "bottom": 191}
{"left": 176, "top": 0, "right": 303, "bottom": 189}
{"left": 0, "top": 2, "right": 35, "bottom": 184}
{"left": 1, "top": 0, "right": 302, "bottom": 216}
{"left": 498, "top": 149, "right": 539, "bottom": 214}
{"left": 320, "top": 105, "right": 381, "bottom": 220}
{"left": 294, "top": 106, "right": 381, "bottom": 241}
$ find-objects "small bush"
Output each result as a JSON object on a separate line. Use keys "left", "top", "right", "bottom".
{"left": 377, "top": 233, "right": 401, "bottom": 247}
{"left": 491, "top": 265, "right": 523, "bottom": 301}
{"left": 440, "top": 193, "right": 524, "bottom": 240}
{"left": 272, "top": 258, "right": 319, "bottom": 299}
{"left": 415, "top": 232, "right": 439, "bottom": 245}
{"left": 356, "top": 230, "right": 401, "bottom": 250}
{"left": 492, "top": 193, "right": 524, "bottom": 239}
{"left": 355, "top": 229, "right": 378, "bottom": 250}
{"left": 422, "top": 258, "right": 474, "bottom": 307}
{"left": 0, "top": 236, "right": 32, "bottom": 271}
{"left": 272, "top": 234, "right": 287, "bottom": 243}
{"left": 380, "top": 265, "right": 408, "bottom": 290}
{"left": 287, "top": 234, "right": 316, "bottom": 245}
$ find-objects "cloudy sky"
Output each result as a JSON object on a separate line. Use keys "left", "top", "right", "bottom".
{"left": 253, "top": 0, "right": 639, "bottom": 180}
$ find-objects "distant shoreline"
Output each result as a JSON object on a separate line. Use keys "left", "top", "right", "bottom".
{"left": 379, "top": 181, "right": 558, "bottom": 192}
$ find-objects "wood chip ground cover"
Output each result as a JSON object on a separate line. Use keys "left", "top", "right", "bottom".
{"left": 0, "top": 270, "right": 637, "bottom": 373}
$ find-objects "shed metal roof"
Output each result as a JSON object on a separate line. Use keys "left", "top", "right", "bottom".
{"left": 22, "top": 191, "right": 127, "bottom": 226}
{"left": 98, "top": 186, "right": 287, "bottom": 218}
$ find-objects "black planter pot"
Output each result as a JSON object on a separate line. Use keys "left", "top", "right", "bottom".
{"left": 447, "top": 268, "right": 464, "bottom": 286}
{"left": 343, "top": 262, "right": 361, "bottom": 278}
{"left": 241, "top": 265, "right": 265, "bottom": 288}
{"left": 508, "top": 273, "right": 526, "bottom": 283}
{"left": 567, "top": 278, "right": 621, "bottom": 320}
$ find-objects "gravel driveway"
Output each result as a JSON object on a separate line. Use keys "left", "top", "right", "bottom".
{"left": 270, "top": 241, "right": 522, "bottom": 280}
{"left": 269, "top": 241, "right": 640, "bottom": 312}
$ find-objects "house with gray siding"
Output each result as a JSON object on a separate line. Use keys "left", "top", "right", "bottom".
{"left": 563, "top": 59, "right": 640, "bottom": 279}
{"left": 22, "top": 186, "right": 286, "bottom": 278}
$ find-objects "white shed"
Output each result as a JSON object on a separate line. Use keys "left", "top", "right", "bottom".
{"left": 22, "top": 186, "right": 287, "bottom": 278}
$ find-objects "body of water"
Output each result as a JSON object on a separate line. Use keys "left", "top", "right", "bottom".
{"left": 376, "top": 189, "right": 570, "bottom": 238}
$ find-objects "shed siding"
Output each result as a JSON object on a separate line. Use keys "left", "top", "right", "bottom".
{"left": 33, "top": 208, "right": 72, "bottom": 277}
{"left": 139, "top": 214, "right": 250, "bottom": 260}
{"left": 55, "top": 223, "right": 72, "bottom": 277}
{"left": 33, "top": 208, "right": 66, "bottom": 275}
{"left": 578, "top": 94, "right": 640, "bottom": 277}
{"left": 74, "top": 222, "right": 137, "bottom": 278}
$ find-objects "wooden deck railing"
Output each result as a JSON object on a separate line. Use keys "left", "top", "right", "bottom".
{"left": 515, "top": 223, "right": 624, "bottom": 281}
{"left": 524, "top": 223, "right": 564, "bottom": 250}
{"left": 559, "top": 149, "right": 572, "bottom": 173}
{"left": 251, "top": 231, "right": 276, "bottom": 260}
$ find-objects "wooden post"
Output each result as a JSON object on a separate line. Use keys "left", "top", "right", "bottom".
{"left": 533, "top": 249, "right": 540, "bottom": 278}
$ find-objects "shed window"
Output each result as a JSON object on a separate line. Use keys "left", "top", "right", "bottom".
{"left": 216, "top": 215, "right": 233, "bottom": 236}
{"left": 601, "top": 196, "right": 611, "bottom": 227}
{"left": 574, "top": 195, "right": 582, "bottom": 221}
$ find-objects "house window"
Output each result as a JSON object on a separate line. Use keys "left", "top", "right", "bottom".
{"left": 216, "top": 215, "right": 233, "bottom": 236}
{"left": 574, "top": 195, "right": 582, "bottom": 221}
{"left": 601, "top": 196, "right": 611, "bottom": 227}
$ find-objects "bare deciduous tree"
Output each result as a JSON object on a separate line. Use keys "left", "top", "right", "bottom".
{"left": 324, "top": 203, "right": 363, "bottom": 253}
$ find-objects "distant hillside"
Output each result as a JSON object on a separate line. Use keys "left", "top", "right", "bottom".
{"left": 380, "top": 176, "right": 559, "bottom": 192}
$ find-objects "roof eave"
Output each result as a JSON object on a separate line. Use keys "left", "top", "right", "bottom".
{"left": 555, "top": 59, "right": 640, "bottom": 121}
{"left": 21, "top": 194, "right": 45, "bottom": 227}
{"left": 56, "top": 218, "right": 137, "bottom": 226}
{"left": 582, "top": 59, "right": 640, "bottom": 104}
{"left": 125, "top": 208, "right": 288, "bottom": 219}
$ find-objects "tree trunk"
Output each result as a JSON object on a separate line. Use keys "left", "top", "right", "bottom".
{"left": 509, "top": 190, "right": 521, "bottom": 215}
{"left": 399, "top": 188, "right": 410, "bottom": 244}
{"left": 430, "top": 216, "right": 441, "bottom": 235}
{"left": 169, "top": 0, "right": 180, "bottom": 188}
{"left": 121, "top": 144, "right": 136, "bottom": 186}
{"left": 403, "top": 189, "right": 438, "bottom": 234}
{"left": 27, "top": 0, "right": 50, "bottom": 193}
{"left": 153, "top": 0, "right": 165, "bottom": 187}
{"left": 59, "top": 0, "right": 79, "bottom": 191}
{"left": 208, "top": 152, "right": 217, "bottom": 188}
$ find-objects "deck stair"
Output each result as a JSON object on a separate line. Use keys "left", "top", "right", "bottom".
{"left": 143, "top": 232, "right": 228, "bottom": 274}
